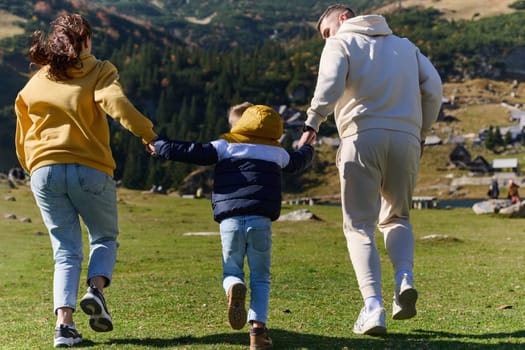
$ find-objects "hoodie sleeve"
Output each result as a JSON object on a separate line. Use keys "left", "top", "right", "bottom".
{"left": 283, "top": 144, "right": 314, "bottom": 173}
{"left": 417, "top": 50, "right": 443, "bottom": 139}
{"left": 154, "top": 137, "right": 218, "bottom": 165}
{"left": 305, "top": 38, "right": 349, "bottom": 132}
{"left": 14, "top": 94, "right": 30, "bottom": 173}
{"left": 94, "top": 61, "right": 157, "bottom": 144}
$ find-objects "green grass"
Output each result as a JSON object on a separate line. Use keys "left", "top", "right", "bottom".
{"left": 2, "top": 184, "right": 525, "bottom": 349}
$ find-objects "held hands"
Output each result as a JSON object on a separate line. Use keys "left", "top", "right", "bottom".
{"left": 297, "top": 129, "right": 317, "bottom": 148}
{"left": 146, "top": 137, "right": 169, "bottom": 158}
{"left": 145, "top": 142, "right": 156, "bottom": 157}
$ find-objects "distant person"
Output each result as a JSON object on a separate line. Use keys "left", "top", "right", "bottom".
{"left": 298, "top": 4, "right": 442, "bottom": 335}
{"left": 14, "top": 13, "right": 157, "bottom": 348}
{"left": 152, "top": 105, "right": 314, "bottom": 349}
{"left": 487, "top": 177, "right": 499, "bottom": 199}
{"left": 507, "top": 179, "right": 520, "bottom": 204}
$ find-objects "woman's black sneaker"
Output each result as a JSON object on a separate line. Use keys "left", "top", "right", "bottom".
{"left": 54, "top": 324, "right": 82, "bottom": 348}
{"left": 80, "top": 286, "right": 113, "bottom": 332}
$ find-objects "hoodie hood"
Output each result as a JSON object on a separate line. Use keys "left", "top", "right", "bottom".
{"left": 39, "top": 53, "right": 99, "bottom": 80}
{"left": 220, "top": 105, "right": 283, "bottom": 147}
{"left": 338, "top": 15, "right": 392, "bottom": 37}
{"left": 65, "top": 53, "right": 99, "bottom": 79}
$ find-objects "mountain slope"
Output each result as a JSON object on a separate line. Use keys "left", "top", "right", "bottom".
{"left": 380, "top": 0, "right": 518, "bottom": 20}
{"left": 1, "top": 0, "right": 524, "bottom": 199}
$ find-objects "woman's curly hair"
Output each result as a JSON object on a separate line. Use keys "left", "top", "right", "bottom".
{"left": 29, "top": 13, "right": 92, "bottom": 81}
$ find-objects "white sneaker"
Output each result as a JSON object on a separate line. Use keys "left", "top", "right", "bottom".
{"left": 353, "top": 307, "right": 387, "bottom": 336}
{"left": 392, "top": 273, "right": 418, "bottom": 320}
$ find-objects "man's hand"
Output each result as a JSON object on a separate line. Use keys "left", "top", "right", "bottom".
{"left": 298, "top": 129, "right": 317, "bottom": 148}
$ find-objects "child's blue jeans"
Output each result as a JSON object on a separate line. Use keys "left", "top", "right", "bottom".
{"left": 220, "top": 215, "right": 272, "bottom": 324}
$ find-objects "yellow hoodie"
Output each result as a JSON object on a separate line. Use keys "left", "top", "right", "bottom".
{"left": 15, "top": 53, "right": 157, "bottom": 177}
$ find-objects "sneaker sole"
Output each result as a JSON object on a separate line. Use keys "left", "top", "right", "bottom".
{"left": 54, "top": 336, "right": 82, "bottom": 348}
{"left": 392, "top": 288, "right": 418, "bottom": 320}
{"left": 353, "top": 324, "right": 387, "bottom": 336}
{"left": 80, "top": 297, "right": 113, "bottom": 332}
{"left": 228, "top": 283, "right": 247, "bottom": 330}
{"left": 363, "top": 325, "right": 387, "bottom": 336}
{"left": 89, "top": 316, "right": 113, "bottom": 332}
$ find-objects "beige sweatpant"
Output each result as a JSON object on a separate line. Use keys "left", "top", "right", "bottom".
{"left": 337, "top": 129, "right": 420, "bottom": 300}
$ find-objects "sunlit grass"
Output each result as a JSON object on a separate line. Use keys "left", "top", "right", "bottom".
{"left": 1, "top": 184, "right": 525, "bottom": 349}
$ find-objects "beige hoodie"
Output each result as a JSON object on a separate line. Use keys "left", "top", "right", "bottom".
{"left": 306, "top": 15, "right": 442, "bottom": 141}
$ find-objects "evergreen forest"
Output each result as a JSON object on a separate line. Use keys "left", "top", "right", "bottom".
{"left": 1, "top": 0, "right": 524, "bottom": 193}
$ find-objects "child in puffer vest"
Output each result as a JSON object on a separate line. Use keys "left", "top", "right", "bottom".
{"left": 153, "top": 104, "right": 314, "bottom": 349}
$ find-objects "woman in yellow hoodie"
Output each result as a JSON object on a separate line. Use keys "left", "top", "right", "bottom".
{"left": 14, "top": 13, "right": 157, "bottom": 347}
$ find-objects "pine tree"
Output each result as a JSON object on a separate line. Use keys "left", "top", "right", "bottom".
{"left": 504, "top": 130, "right": 513, "bottom": 146}
{"left": 484, "top": 126, "right": 495, "bottom": 151}
{"left": 121, "top": 138, "right": 148, "bottom": 189}
{"left": 494, "top": 126, "right": 504, "bottom": 148}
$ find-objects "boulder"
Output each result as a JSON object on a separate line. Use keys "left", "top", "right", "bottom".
{"left": 472, "top": 199, "right": 525, "bottom": 217}
{"left": 277, "top": 209, "right": 322, "bottom": 222}
{"left": 472, "top": 199, "right": 511, "bottom": 214}
{"left": 499, "top": 201, "right": 525, "bottom": 218}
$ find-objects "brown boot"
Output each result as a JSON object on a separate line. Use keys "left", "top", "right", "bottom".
{"left": 227, "top": 283, "right": 247, "bottom": 330}
{"left": 250, "top": 325, "right": 273, "bottom": 349}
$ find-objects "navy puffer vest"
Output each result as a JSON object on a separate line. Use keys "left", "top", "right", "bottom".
{"left": 212, "top": 157, "right": 282, "bottom": 222}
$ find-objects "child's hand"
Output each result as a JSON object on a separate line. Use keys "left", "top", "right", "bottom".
{"left": 298, "top": 129, "right": 316, "bottom": 148}
{"left": 146, "top": 143, "right": 156, "bottom": 157}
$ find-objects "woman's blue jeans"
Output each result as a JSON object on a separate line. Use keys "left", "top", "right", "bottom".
{"left": 220, "top": 215, "right": 272, "bottom": 324}
{"left": 30, "top": 164, "right": 118, "bottom": 314}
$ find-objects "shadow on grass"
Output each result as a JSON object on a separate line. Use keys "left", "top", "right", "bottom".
{"left": 79, "top": 328, "right": 525, "bottom": 349}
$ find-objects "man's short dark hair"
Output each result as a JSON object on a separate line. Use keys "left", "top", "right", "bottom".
{"left": 316, "top": 4, "right": 355, "bottom": 32}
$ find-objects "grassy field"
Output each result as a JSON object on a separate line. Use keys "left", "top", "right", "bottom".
{"left": 1, "top": 182, "right": 525, "bottom": 349}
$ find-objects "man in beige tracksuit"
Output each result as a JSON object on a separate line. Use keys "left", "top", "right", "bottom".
{"left": 298, "top": 4, "right": 442, "bottom": 335}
